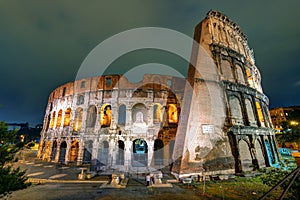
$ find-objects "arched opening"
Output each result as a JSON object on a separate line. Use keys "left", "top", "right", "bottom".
{"left": 69, "top": 140, "right": 79, "bottom": 162}
{"left": 265, "top": 139, "right": 275, "bottom": 166}
{"left": 97, "top": 141, "right": 109, "bottom": 166}
{"left": 59, "top": 141, "right": 67, "bottom": 163}
{"left": 246, "top": 68, "right": 254, "bottom": 88}
{"left": 56, "top": 110, "right": 63, "bottom": 128}
{"left": 50, "top": 111, "right": 56, "bottom": 129}
{"left": 83, "top": 140, "right": 93, "bottom": 164}
{"left": 168, "top": 104, "right": 178, "bottom": 123}
{"left": 254, "top": 139, "right": 266, "bottom": 168}
{"left": 51, "top": 141, "right": 57, "bottom": 161}
{"left": 153, "top": 103, "right": 162, "bottom": 123}
{"left": 221, "top": 59, "right": 234, "bottom": 81}
{"left": 255, "top": 101, "right": 265, "bottom": 127}
{"left": 238, "top": 140, "right": 252, "bottom": 171}
{"left": 73, "top": 107, "right": 83, "bottom": 131}
{"left": 116, "top": 140, "right": 125, "bottom": 165}
{"left": 63, "top": 108, "right": 71, "bottom": 127}
{"left": 100, "top": 104, "right": 111, "bottom": 127}
{"left": 132, "top": 139, "right": 148, "bottom": 167}
{"left": 118, "top": 105, "right": 126, "bottom": 125}
{"left": 46, "top": 114, "right": 51, "bottom": 131}
{"left": 132, "top": 103, "right": 147, "bottom": 124}
{"left": 236, "top": 64, "right": 245, "bottom": 84}
{"left": 229, "top": 96, "right": 243, "bottom": 125}
{"left": 154, "top": 139, "right": 164, "bottom": 165}
{"left": 86, "top": 105, "right": 97, "bottom": 128}
{"left": 76, "top": 95, "right": 84, "bottom": 105}
{"left": 245, "top": 99, "right": 256, "bottom": 125}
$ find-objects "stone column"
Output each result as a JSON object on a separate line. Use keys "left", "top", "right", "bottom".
{"left": 47, "top": 140, "right": 53, "bottom": 162}
{"left": 55, "top": 141, "right": 61, "bottom": 163}
{"left": 147, "top": 139, "right": 154, "bottom": 167}
{"left": 124, "top": 137, "right": 132, "bottom": 171}
{"left": 65, "top": 139, "right": 71, "bottom": 164}
{"left": 109, "top": 138, "right": 115, "bottom": 167}
{"left": 77, "top": 139, "right": 84, "bottom": 165}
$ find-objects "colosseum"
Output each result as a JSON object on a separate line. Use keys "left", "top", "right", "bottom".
{"left": 38, "top": 10, "right": 280, "bottom": 178}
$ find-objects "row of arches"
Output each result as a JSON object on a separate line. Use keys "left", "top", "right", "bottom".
{"left": 228, "top": 95, "right": 271, "bottom": 127}
{"left": 46, "top": 102, "right": 179, "bottom": 131}
{"left": 42, "top": 138, "right": 174, "bottom": 168}
{"left": 221, "top": 59, "right": 262, "bottom": 92}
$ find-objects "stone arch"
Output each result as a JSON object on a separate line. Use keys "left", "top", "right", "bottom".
{"left": 235, "top": 64, "right": 245, "bottom": 84}
{"left": 238, "top": 139, "right": 252, "bottom": 171}
{"left": 83, "top": 140, "right": 93, "bottom": 164}
{"left": 229, "top": 95, "right": 243, "bottom": 125}
{"left": 50, "top": 111, "right": 56, "bottom": 129}
{"left": 132, "top": 103, "right": 147, "bottom": 124}
{"left": 168, "top": 104, "right": 178, "bottom": 123}
{"left": 46, "top": 114, "right": 51, "bottom": 131}
{"left": 154, "top": 139, "right": 164, "bottom": 165}
{"left": 255, "top": 100, "right": 265, "bottom": 127}
{"left": 264, "top": 139, "right": 275, "bottom": 166}
{"left": 59, "top": 141, "right": 67, "bottom": 163}
{"left": 116, "top": 140, "right": 125, "bottom": 165}
{"left": 100, "top": 104, "right": 111, "bottom": 127}
{"left": 221, "top": 59, "right": 234, "bottom": 81}
{"left": 73, "top": 107, "right": 83, "bottom": 131}
{"left": 132, "top": 139, "right": 148, "bottom": 167}
{"left": 56, "top": 109, "right": 63, "bottom": 128}
{"left": 76, "top": 94, "right": 84, "bottom": 105}
{"left": 254, "top": 138, "right": 266, "bottom": 168}
{"left": 51, "top": 140, "right": 57, "bottom": 161}
{"left": 97, "top": 141, "right": 109, "bottom": 166}
{"left": 63, "top": 108, "right": 71, "bottom": 127}
{"left": 69, "top": 140, "right": 79, "bottom": 162}
{"left": 86, "top": 105, "right": 97, "bottom": 128}
{"left": 118, "top": 104, "right": 126, "bottom": 125}
{"left": 246, "top": 67, "right": 255, "bottom": 88}
{"left": 245, "top": 98, "right": 256, "bottom": 125}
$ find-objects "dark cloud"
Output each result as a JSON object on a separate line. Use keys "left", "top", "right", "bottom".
{"left": 0, "top": 0, "right": 299, "bottom": 126}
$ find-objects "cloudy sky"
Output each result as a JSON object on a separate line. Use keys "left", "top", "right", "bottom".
{"left": 0, "top": 0, "right": 299, "bottom": 126}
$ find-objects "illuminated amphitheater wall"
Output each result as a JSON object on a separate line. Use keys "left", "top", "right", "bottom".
{"left": 38, "top": 10, "right": 280, "bottom": 176}
{"left": 37, "top": 74, "right": 185, "bottom": 172}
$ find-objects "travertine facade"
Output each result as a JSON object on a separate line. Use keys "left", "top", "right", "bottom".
{"left": 172, "top": 10, "right": 279, "bottom": 177}
{"left": 37, "top": 74, "right": 185, "bottom": 172}
{"left": 38, "top": 10, "right": 280, "bottom": 176}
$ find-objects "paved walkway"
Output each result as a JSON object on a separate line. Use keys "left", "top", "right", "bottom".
{"left": 5, "top": 149, "right": 215, "bottom": 200}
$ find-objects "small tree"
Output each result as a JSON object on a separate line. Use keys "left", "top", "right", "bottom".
{"left": 0, "top": 121, "right": 30, "bottom": 195}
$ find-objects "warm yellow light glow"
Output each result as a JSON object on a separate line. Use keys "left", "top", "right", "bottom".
{"left": 291, "top": 121, "right": 299, "bottom": 126}
{"left": 64, "top": 108, "right": 71, "bottom": 127}
{"left": 56, "top": 110, "right": 63, "bottom": 128}
{"left": 168, "top": 104, "right": 178, "bottom": 123}
{"left": 73, "top": 108, "right": 83, "bottom": 131}
{"left": 100, "top": 104, "right": 111, "bottom": 126}
{"left": 255, "top": 101, "right": 265, "bottom": 125}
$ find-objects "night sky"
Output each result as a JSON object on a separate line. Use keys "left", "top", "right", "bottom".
{"left": 0, "top": 0, "right": 299, "bottom": 126}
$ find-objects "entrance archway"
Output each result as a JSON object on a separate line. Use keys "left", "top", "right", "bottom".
{"left": 132, "top": 139, "right": 148, "bottom": 167}
{"left": 59, "top": 141, "right": 67, "bottom": 163}
{"left": 69, "top": 140, "right": 79, "bottom": 162}
{"left": 83, "top": 140, "right": 93, "bottom": 164}
{"left": 154, "top": 139, "right": 164, "bottom": 165}
{"left": 51, "top": 141, "right": 57, "bottom": 161}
